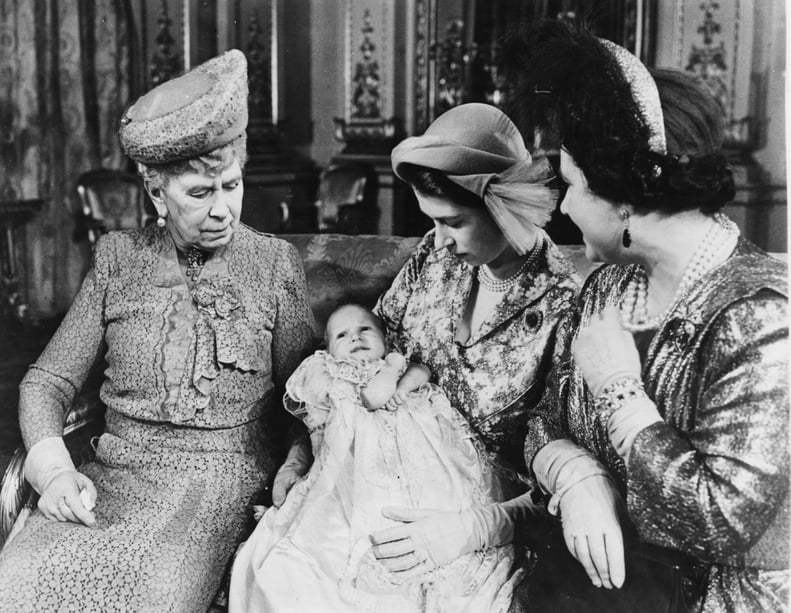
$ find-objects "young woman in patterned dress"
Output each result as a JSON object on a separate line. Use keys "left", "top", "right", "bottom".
{"left": 0, "top": 50, "right": 314, "bottom": 612}
{"left": 363, "top": 103, "right": 581, "bottom": 609}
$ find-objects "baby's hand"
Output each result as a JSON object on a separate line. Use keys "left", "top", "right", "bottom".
{"left": 361, "top": 353, "right": 404, "bottom": 411}
{"left": 384, "top": 352, "right": 406, "bottom": 370}
{"left": 384, "top": 389, "right": 409, "bottom": 411}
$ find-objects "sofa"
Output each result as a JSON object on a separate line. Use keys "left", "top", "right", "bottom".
{"left": 0, "top": 232, "right": 596, "bottom": 604}
{"left": 0, "top": 233, "right": 594, "bottom": 544}
{"left": 285, "top": 233, "right": 595, "bottom": 333}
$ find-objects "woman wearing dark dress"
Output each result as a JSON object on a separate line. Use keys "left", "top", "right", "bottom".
{"left": 507, "top": 22, "right": 788, "bottom": 612}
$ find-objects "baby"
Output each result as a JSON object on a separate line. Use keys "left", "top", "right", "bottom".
{"left": 230, "top": 304, "right": 517, "bottom": 613}
{"left": 326, "top": 303, "right": 431, "bottom": 411}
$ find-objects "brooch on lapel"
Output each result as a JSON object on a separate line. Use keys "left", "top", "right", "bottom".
{"left": 666, "top": 318, "right": 698, "bottom": 351}
{"left": 523, "top": 309, "right": 543, "bottom": 332}
{"left": 193, "top": 278, "right": 242, "bottom": 320}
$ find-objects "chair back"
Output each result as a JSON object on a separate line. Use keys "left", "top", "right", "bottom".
{"left": 76, "top": 169, "right": 154, "bottom": 244}
{"left": 315, "top": 163, "right": 378, "bottom": 234}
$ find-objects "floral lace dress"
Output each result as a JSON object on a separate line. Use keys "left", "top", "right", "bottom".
{"left": 230, "top": 351, "right": 519, "bottom": 613}
{"left": 0, "top": 224, "right": 314, "bottom": 612}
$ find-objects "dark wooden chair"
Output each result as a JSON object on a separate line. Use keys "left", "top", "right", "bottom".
{"left": 76, "top": 168, "right": 155, "bottom": 244}
{"left": 315, "top": 163, "right": 379, "bottom": 234}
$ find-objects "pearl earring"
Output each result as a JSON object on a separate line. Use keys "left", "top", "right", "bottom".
{"left": 156, "top": 216, "right": 166, "bottom": 227}
{"left": 620, "top": 210, "right": 632, "bottom": 248}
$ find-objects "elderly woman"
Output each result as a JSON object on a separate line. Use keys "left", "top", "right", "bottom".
{"left": 506, "top": 22, "right": 788, "bottom": 612}
{"left": 0, "top": 50, "right": 314, "bottom": 611}
{"left": 367, "top": 103, "right": 580, "bottom": 605}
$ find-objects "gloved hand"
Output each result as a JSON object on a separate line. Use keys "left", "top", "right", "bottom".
{"left": 24, "top": 436, "right": 97, "bottom": 527}
{"left": 369, "top": 493, "right": 539, "bottom": 578}
{"left": 572, "top": 305, "right": 641, "bottom": 397}
{"left": 369, "top": 507, "right": 480, "bottom": 579}
{"left": 558, "top": 474, "right": 626, "bottom": 590}
{"left": 38, "top": 471, "right": 97, "bottom": 527}
{"left": 533, "top": 439, "right": 627, "bottom": 589}
{"left": 607, "top": 397, "right": 662, "bottom": 461}
{"left": 271, "top": 436, "right": 312, "bottom": 507}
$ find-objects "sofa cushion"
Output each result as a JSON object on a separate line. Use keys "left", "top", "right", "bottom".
{"left": 279, "top": 234, "right": 601, "bottom": 335}
{"left": 279, "top": 234, "right": 422, "bottom": 333}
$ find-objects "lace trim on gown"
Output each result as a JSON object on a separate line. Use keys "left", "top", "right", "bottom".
{"left": 276, "top": 350, "right": 519, "bottom": 610}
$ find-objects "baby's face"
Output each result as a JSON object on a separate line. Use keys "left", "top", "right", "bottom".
{"left": 326, "top": 305, "right": 386, "bottom": 362}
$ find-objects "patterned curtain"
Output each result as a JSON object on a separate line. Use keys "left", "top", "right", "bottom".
{"left": 0, "top": 0, "right": 134, "bottom": 316}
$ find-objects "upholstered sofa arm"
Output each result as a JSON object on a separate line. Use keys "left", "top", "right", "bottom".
{"left": 0, "top": 365, "right": 107, "bottom": 549}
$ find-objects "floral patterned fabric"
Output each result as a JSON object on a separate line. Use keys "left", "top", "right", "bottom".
{"left": 525, "top": 238, "right": 789, "bottom": 612}
{"left": 0, "top": 224, "right": 314, "bottom": 612}
{"left": 375, "top": 230, "right": 579, "bottom": 481}
{"left": 280, "top": 233, "right": 422, "bottom": 334}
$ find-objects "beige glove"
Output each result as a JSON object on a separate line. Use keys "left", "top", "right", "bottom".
{"left": 606, "top": 396, "right": 662, "bottom": 461}
{"left": 533, "top": 439, "right": 626, "bottom": 589}
{"left": 369, "top": 493, "right": 540, "bottom": 578}
{"left": 271, "top": 436, "right": 312, "bottom": 507}
{"left": 24, "top": 436, "right": 97, "bottom": 526}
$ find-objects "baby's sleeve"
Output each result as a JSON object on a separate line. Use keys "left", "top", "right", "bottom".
{"left": 283, "top": 351, "right": 335, "bottom": 431}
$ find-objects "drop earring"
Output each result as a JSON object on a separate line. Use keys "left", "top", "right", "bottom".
{"left": 156, "top": 215, "right": 166, "bottom": 228}
{"left": 620, "top": 209, "right": 632, "bottom": 248}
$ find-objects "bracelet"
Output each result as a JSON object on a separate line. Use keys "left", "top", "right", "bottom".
{"left": 594, "top": 375, "right": 648, "bottom": 424}
{"left": 591, "top": 369, "right": 641, "bottom": 398}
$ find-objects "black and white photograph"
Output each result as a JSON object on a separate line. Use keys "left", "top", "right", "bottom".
{"left": 0, "top": 1, "right": 786, "bottom": 611}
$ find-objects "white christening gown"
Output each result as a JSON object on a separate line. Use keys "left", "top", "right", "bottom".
{"left": 229, "top": 351, "right": 522, "bottom": 613}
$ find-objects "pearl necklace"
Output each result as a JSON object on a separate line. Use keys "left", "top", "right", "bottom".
{"left": 620, "top": 213, "right": 739, "bottom": 332}
{"left": 477, "top": 239, "right": 543, "bottom": 293}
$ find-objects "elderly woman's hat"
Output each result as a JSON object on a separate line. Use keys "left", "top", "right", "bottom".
{"left": 391, "top": 103, "right": 556, "bottom": 255}
{"left": 119, "top": 49, "right": 248, "bottom": 165}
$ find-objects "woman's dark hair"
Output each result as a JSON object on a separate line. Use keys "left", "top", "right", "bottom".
{"left": 397, "top": 163, "right": 486, "bottom": 210}
{"left": 647, "top": 68, "right": 735, "bottom": 213}
{"left": 501, "top": 20, "right": 734, "bottom": 214}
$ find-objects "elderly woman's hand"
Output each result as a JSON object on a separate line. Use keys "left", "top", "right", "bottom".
{"left": 271, "top": 436, "right": 312, "bottom": 507}
{"left": 39, "top": 471, "right": 97, "bottom": 527}
{"left": 573, "top": 306, "right": 641, "bottom": 397}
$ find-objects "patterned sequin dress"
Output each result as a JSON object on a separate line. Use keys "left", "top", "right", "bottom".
{"left": 0, "top": 224, "right": 314, "bottom": 612}
{"left": 375, "top": 230, "right": 578, "bottom": 479}
{"left": 526, "top": 238, "right": 789, "bottom": 612}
